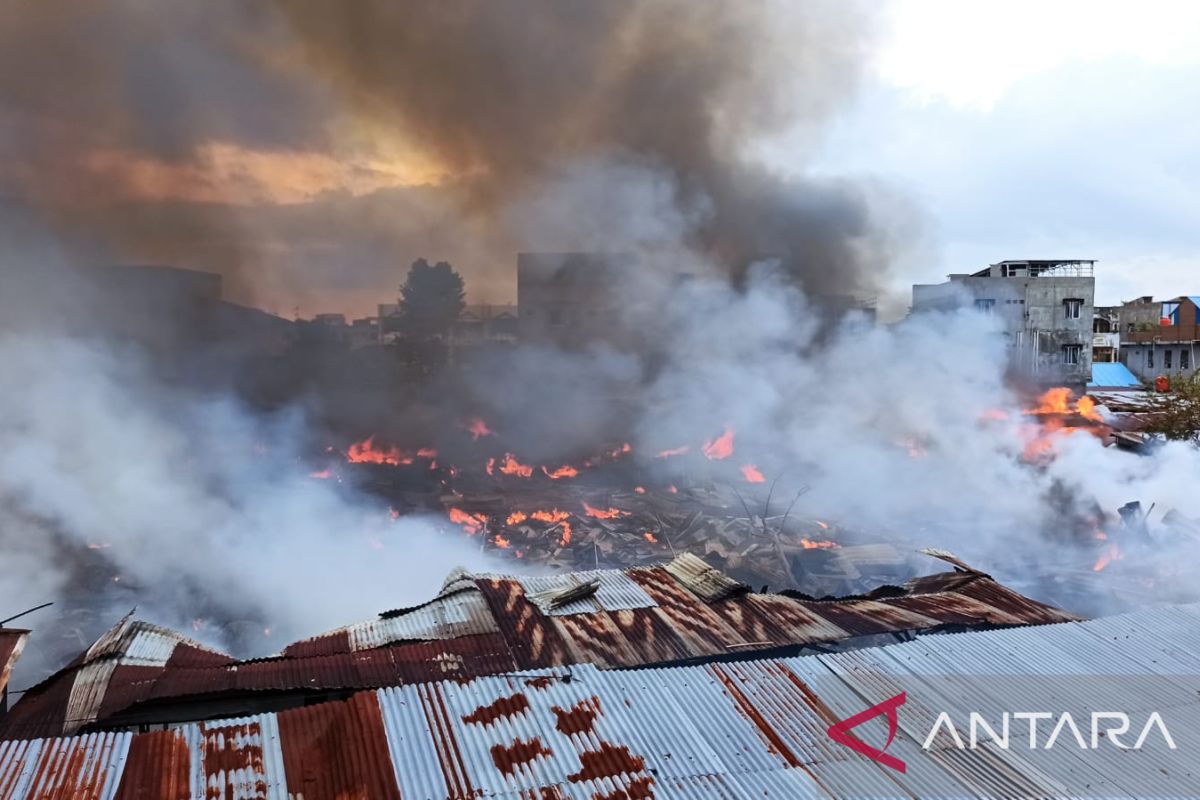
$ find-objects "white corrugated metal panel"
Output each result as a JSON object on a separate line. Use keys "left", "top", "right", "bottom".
{"left": 120, "top": 629, "right": 181, "bottom": 667}
{"left": 183, "top": 713, "right": 288, "bottom": 800}
{"left": 377, "top": 684, "right": 453, "bottom": 800}
{"left": 348, "top": 592, "right": 499, "bottom": 650}
{"left": 515, "top": 570, "right": 657, "bottom": 615}
{"left": 0, "top": 738, "right": 41, "bottom": 800}
{"left": 63, "top": 659, "right": 119, "bottom": 735}
{"left": 0, "top": 732, "right": 131, "bottom": 800}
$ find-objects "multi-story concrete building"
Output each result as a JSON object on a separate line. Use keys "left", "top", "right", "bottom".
{"left": 1119, "top": 296, "right": 1200, "bottom": 381}
{"left": 912, "top": 259, "right": 1096, "bottom": 384}
{"left": 1093, "top": 306, "right": 1120, "bottom": 363}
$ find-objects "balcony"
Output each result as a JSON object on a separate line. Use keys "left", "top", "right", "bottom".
{"left": 1124, "top": 325, "right": 1200, "bottom": 344}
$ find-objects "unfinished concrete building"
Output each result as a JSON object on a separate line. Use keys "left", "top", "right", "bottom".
{"left": 912, "top": 259, "right": 1096, "bottom": 385}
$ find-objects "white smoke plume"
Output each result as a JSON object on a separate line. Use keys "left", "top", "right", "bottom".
{"left": 0, "top": 333, "right": 495, "bottom": 687}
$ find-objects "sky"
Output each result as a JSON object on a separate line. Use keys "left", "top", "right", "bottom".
{"left": 4, "top": 1, "right": 1197, "bottom": 319}
{"left": 801, "top": 0, "right": 1200, "bottom": 312}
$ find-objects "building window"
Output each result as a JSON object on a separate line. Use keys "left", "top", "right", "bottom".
{"left": 1182, "top": 350, "right": 1191, "bottom": 370}
{"left": 1148, "top": 349, "right": 1154, "bottom": 369}
{"left": 1063, "top": 299, "right": 1083, "bottom": 319}
{"left": 1165, "top": 349, "right": 1173, "bottom": 369}
{"left": 1127, "top": 322, "right": 1135, "bottom": 334}
{"left": 1061, "top": 344, "right": 1082, "bottom": 365}
{"left": 974, "top": 298, "right": 996, "bottom": 312}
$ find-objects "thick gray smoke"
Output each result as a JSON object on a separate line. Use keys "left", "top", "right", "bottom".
{"left": 0, "top": 1, "right": 905, "bottom": 313}
{"left": 0, "top": 313, "right": 495, "bottom": 688}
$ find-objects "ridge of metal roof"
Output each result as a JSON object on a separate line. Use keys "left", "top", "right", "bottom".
{"left": 4, "top": 602, "right": 1200, "bottom": 798}
{"left": 1, "top": 557, "right": 1079, "bottom": 741}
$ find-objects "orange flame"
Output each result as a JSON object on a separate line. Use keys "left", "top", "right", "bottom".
{"left": 608, "top": 442, "right": 632, "bottom": 459}
{"left": 1027, "top": 387, "right": 1073, "bottom": 416}
{"left": 486, "top": 457, "right": 495, "bottom": 476}
{"left": 530, "top": 509, "right": 570, "bottom": 524}
{"left": 799, "top": 539, "right": 839, "bottom": 550}
{"left": 644, "top": 532, "right": 657, "bottom": 543}
{"left": 347, "top": 436, "right": 412, "bottom": 465}
{"left": 447, "top": 508, "right": 487, "bottom": 535}
{"left": 1093, "top": 542, "right": 1122, "bottom": 572}
{"left": 506, "top": 511, "right": 529, "bottom": 525}
{"left": 656, "top": 445, "right": 690, "bottom": 459}
{"left": 978, "top": 409, "right": 1009, "bottom": 422}
{"left": 582, "top": 502, "right": 630, "bottom": 520}
{"left": 417, "top": 447, "right": 438, "bottom": 459}
{"left": 741, "top": 464, "right": 766, "bottom": 483}
{"left": 634, "top": 486, "right": 646, "bottom": 495}
{"left": 493, "top": 534, "right": 511, "bottom": 549}
{"left": 498, "top": 453, "right": 533, "bottom": 478}
{"left": 559, "top": 522, "right": 572, "bottom": 547}
{"left": 467, "top": 417, "right": 494, "bottom": 439}
{"left": 542, "top": 464, "right": 579, "bottom": 480}
{"left": 815, "top": 520, "right": 830, "bottom": 530}
{"left": 309, "top": 469, "right": 333, "bottom": 479}
{"left": 668, "top": 485, "right": 678, "bottom": 494}
{"left": 703, "top": 427, "right": 735, "bottom": 460}
{"left": 1076, "top": 395, "right": 1103, "bottom": 423}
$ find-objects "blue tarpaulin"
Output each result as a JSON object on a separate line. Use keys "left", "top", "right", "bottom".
{"left": 1089, "top": 362, "right": 1141, "bottom": 388}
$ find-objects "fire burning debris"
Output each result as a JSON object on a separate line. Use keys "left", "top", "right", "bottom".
{"left": 466, "top": 417, "right": 494, "bottom": 440}
{"left": 1019, "top": 387, "right": 1110, "bottom": 464}
{"left": 702, "top": 427, "right": 735, "bottom": 460}
{"left": 582, "top": 502, "right": 630, "bottom": 520}
{"left": 542, "top": 465, "right": 579, "bottom": 480}
{"left": 498, "top": 453, "right": 534, "bottom": 478}
{"left": 447, "top": 508, "right": 488, "bottom": 535}
{"left": 740, "top": 464, "right": 766, "bottom": 483}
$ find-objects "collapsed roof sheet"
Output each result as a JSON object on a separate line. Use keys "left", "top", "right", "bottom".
{"left": 0, "top": 554, "right": 1078, "bottom": 741}
{"left": 1, "top": 604, "right": 1198, "bottom": 799}
{"left": 0, "top": 630, "right": 27, "bottom": 699}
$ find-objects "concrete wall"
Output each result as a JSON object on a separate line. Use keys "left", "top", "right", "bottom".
{"left": 911, "top": 273, "right": 1094, "bottom": 384}
{"left": 1122, "top": 342, "right": 1200, "bottom": 381}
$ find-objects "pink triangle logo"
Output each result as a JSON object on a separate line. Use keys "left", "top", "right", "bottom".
{"left": 826, "top": 692, "right": 907, "bottom": 773}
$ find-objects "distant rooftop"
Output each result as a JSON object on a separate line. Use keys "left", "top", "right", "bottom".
{"left": 971, "top": 259, "right": 1096, "bottom": 278}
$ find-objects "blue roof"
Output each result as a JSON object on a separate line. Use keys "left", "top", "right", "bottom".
{"left": 1089, "top": 362, "right": 1141, "bottom": 388}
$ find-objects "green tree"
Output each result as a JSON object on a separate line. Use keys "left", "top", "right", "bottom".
{"left": 399, "top": 258, "right": 466, "bottom": 338}
{"left": 1145, "top": 374, "right": 1200, "bottom": 446}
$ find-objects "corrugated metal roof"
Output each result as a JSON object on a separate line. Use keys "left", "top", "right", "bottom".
{"left": 3, "top": 557, "right": 1079, "bottom": 741}
{"left": 286, "top": 591, "right": 500, "bottom": 656}
{"left": 0, "top": 731, "right": 131, "bottom": 800}
{"left": 1089, "top": 362, "right": 1141, "bottom": 388}
{"left": 0, "top": 631, "right": 27, "bottom": 698}
{"left": 6, "top": 602, "right": 1200, "bottom": 797}
{"left": 662, "top": 553, "right": 747, "bottom": 602}
{"left": 516, "top": 570, "right": 657, "bottom": 615}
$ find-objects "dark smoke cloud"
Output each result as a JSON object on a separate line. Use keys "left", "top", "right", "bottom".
{"left": 0, "top": 1, "right": 902, "bottom": 312}
{"left": 274, "top": 0, "right": 899, "bottom": 294}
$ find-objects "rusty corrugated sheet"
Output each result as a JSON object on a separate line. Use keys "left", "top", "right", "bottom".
{"left": 661, "top": 553, "right": 747, "bottom": 601}
{"left": 953, "top": 578, "right": 1086, "bottom": 624}
{"left": 112, "top": 730, "right": 190, "bottom": 800}
{"left": 0, "top": 631, "right": 27, "bottom": 698}
{"left": 275, "top": 691, "right": 400, "bottom": 799}
{"left": 0, "top": 730, "right": 131, "bottom": 800}
{"left": 285, "top": 590, "right": 500, "bottom": 657}
{"left": 475, "top": 579, "right": 576, "bottom": 669}
{"left": 3, "top": 560, "right": 1079, "bottom": 740}
{"left": 625, "top": 568, "right": 743, "bottom": 657}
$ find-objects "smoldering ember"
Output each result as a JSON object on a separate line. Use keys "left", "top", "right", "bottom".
{"left": 3, "top": 4, "right": 1200, "bottom": 799}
